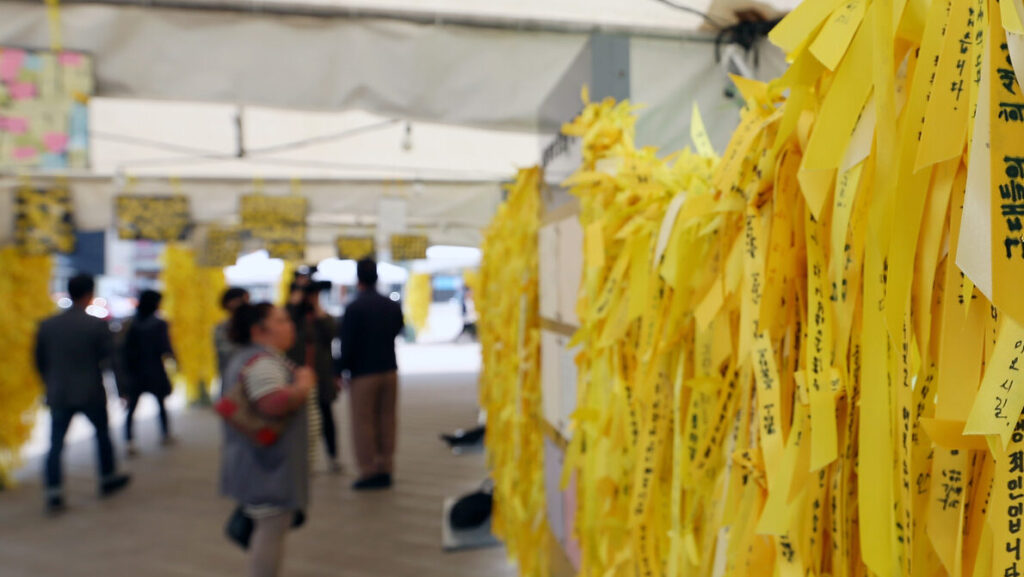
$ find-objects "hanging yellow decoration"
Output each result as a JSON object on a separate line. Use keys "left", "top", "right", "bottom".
{"left": 0, "top": 247, "right": 52, "bottom": 486}
{"left": 561, "top": 93, "right": 720, "bottom": 577}
{"left": 479, "top": 0, "right": 1024, "bottom": 570}
{"left": 478, "top": 167, "right": 548, "bottom": 577}
{"left": 277, "top": 260, "right": 297, "bottom": 307}
{"left": 162, "top": 245, "right": 225, "bottom": 403}
{"left": 462, "top": 269, "right": 480, "bottom": 295}
{"left": 405, "top": 273, "right": 432, "bottom": 333}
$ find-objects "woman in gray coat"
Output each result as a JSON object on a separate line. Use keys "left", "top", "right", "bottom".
{"left": 221, "top": 302, "right": 314, "bottom": 577}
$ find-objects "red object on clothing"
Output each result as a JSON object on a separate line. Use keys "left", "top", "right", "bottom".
{"left": 215, "top": 398, "right": 238, "bottom": 418}
{"left": 256, "top": 428, "right": 279, "bottom": 446}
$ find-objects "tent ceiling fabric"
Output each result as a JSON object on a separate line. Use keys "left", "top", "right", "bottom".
{"left": 1, "top": 1, "right": 591, "bottom": 132}
{"left": 88, "top": 100, "right": 542, "bottom": 181}
{"left": 156, "top": 0, "right": 714, "bottom": 32}
{"left": 0, "top": 176, "right": 502, "bottom": 248}
{"left": 0, "top": 0, "right": 792, "bottom": 252}
{"left": 0, "top": 0, "right": 791, "bottom": 132}
{"left": 261, "top": 0, "right": 798, "bottom": 31}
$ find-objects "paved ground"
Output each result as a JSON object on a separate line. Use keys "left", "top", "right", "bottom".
{"left": 0, "top": 345, "right": 516, "bottom": 577}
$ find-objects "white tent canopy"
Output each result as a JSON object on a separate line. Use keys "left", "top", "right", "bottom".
{"left": 0, "top": 0, "right": 790, "bottom": 253}
{"left": 1, "top": 0, "right": 789, "bottom": 132}
{"left": 88, "top": 99, "right": 542, "bottom": 181}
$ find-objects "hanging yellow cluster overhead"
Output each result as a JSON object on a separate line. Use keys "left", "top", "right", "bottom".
{"left": 477, "top": 167, "right": 549, "bottom": 577}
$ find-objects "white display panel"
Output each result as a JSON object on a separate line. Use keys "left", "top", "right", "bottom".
{"left": 541, "top": 329, "right": 563, "bottom": 431}
{"left": 557, "top": 216, "right": 584, "bottom": 327}
{"left": 544, "top": 438, "right": 567, "bottom": 545}
{"left": 542, "top": 327, "right": 579, "bottom": 437}
{"left": 539, "top": 222, "right": 561, "bottom": 321}
{"left": 558, "top": 340, "right": 579, "bottom": 440}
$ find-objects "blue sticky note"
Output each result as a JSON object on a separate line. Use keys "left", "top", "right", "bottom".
{"left": 70, "top": 103, "right": 88, "bottom": 133}
{"left": 23, "top": 54, "right": 41, "bottom": 71}
{"left": 40, "top": 152, "right": 68, "bottom": 170}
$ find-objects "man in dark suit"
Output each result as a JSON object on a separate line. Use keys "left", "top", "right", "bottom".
{"left": 35, "top": 274, "right": 130, "bottom": 515}
{"left": 338, "top": 259, "right": 405, "bottom": 490}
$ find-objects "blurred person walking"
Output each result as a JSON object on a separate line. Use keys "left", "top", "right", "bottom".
{"left": 338, "top": 259, "right": 404, "bottom": 490}
{"left": 120, "top": 289, "right": 176, "bottom": 456}
{"left": 35, "top": 274, "right": 131, "bottom": 515}
{"left": 286, "top": 281, "right": 341, "bottom": 473}
{"left": 220, "top": 302, "right": 314, "bottom": 577}
{"left": 215, "top": 287, "right": 251, "bottom": 385}
{"left": 456, "top": 287, "right": 478, "bottom": 342}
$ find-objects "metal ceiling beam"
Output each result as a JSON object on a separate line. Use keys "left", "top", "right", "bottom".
{"left": 0, "top": 172, "right": 505, "bottom": 186}
{"left": 4, "top": 0, "right": 721, "bottom": 41}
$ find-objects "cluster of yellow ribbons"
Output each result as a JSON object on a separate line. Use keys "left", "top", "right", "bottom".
{"left": 478, "top": 167, "right": 549, "bottom": 577}
{"left": 404, "top": 273, "right": 432, "bottom": 333}
{"left": 477, "top": 0, "right": 1024, "bottom": 573}
{"left": 562, "top": 95, "right": 724, "bottom": 577}
{"left": 162, "top": 245, "right": 225, "bottom": 403}
{"left": 0, "top": 248, "right": 52, "bottom": 486}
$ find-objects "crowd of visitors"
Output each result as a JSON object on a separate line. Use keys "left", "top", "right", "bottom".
{"left": 33, "top": 258, "right": 405, "bottom": 577}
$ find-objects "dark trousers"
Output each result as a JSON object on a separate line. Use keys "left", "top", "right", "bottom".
{"left": 124, "top": 392, "right": 170, "bottom": 442}
{"left": 45, "top": 403, "right": 116, "bottom": 495}
{"left": 318, "top": 398, "right": 338, "bottom": 460}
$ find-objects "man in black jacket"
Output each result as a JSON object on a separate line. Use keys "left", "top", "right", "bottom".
{"left": 338, "top": 259, "right": 404, "bottom": 490}
{"left": 35, "top": 274, "right": 131, "bottom": 515}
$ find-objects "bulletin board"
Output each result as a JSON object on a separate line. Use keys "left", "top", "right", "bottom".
{"left": 538, "top": 199, "right": 584, "bottom": 439}
{"left": 0, "top": 47, "right": 92, "bottom": 169}
{"left": 538, "top": 195, "right": 584, "bottom": 577}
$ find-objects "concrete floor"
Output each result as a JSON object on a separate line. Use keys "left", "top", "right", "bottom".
{"left": 0, "top": 346, "right": 515, "bottom": 577}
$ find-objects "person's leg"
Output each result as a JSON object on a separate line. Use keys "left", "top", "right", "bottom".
{"left": 44, "top": 407, "right": 75, "bottom": 502}
{"left": 155, "top": 394, "right": 171, "bottom": 442}
{"left": 348, "top": 376, "right": 380, "bottom": 478}
{"left": 318, "top": 398, "right": 338, "bottom": 462}
{"left": 124, "top": 394, "right": 140, "bottom": 443}
{"left": 82, "top": 401, "right": 118, "bottom": 486}
{"left": 376, "top": 372, "right": 399, "bottom": 476}
{"left": 248, "top": 511, "right": 292, "bottom": 577}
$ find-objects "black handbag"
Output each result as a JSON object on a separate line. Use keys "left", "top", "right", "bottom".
{"left": 225, "top": 506, "right": 254, "bottom": 549}
{"left": 225, "top": 507, "right": 307, "bottom": 550}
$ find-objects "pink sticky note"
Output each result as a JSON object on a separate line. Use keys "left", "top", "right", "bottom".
{"left": 12, "top": 146, "right": 37, "bottom": 160}
{"left": 9, "top": 82, "right": 36, "bottom": 100}
{"left": 58, "top": 52, "right": 83, "bottom": 67}
{"left": 3, "top": 116, "right": 29, "bottom": 134}
{"left": 43, "top": 132, "right": 68, "bottom": 153}
{"left": 0, "top": 49, "right": 25, "bottom": 82}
